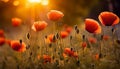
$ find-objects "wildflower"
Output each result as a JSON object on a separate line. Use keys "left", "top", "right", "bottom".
{"left": 98, "top": 11, "right": 119, "bottom": 26}
{"left": 63, "top": 53, "right": 68, "bottom": 58}
{"left": 94, "top": 53, "right": 99, "bottom": 60}
{"left": 65, "top": 26, "right": 72, "bottom": 34}
{"left": 64, "top": 48, "right": 78, "bottom": 58}
{"left": 37, "top": 54, "right": 41, "bottom": 60}
{"left": 64, "top": 48, "right": 74, "bottom": 56}
{"left": 82, "top": 35, "right": 85, "bottom": 40}
{"left": 103, "top": 35, "right": 110, "bottom": 41}
{"left": 47, "top": 34, "right": 56, "bottom": 42}
{"left": 88, "top": 37, "right": 97, "bottom": 44}
{"left": 0, "top": 29, "right": 5, "bottom": 38}
{"left": 43, "top": 55, "right": 51, "bottom": 64}
{"left": 73, "top": 52, "right": 78, "bottom": 58}
{"left": 32, "top": 21, "right": 48, "bottom": 32}
{"left": 82, "top": 42, "right": 87, "bottom": 49}
{"left": 47, "top": 10, "right": 64, "bottom": 21}
{"left": 85, "top": 18, "right": 101, "bottom": 34}
{"left": 10, "top": 40, "right": 26, "bottom": 52}
{"left": 12, "top": 17, "right": 22, "bottom": 27}
{"left": 5, "top": 39, "right": 11, "bottom": 46}
{"left": 0, "top": 37, "right": 5, "bottom": 46}
{"left": 60, "top": 31, "right": 69, "bottom": 38}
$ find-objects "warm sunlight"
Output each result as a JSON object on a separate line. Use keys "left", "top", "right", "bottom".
{"left": 13, "top": 0, "right": 20, "bottom": 6}
{"left": 41, "top": 0, "right": 49, "bottom": 6}
{"left": 28, "top": 0, "right": 41, "bottom": 3}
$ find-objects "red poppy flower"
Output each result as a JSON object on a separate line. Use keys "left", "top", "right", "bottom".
{"left": 103, "top": 35, "right": 110, "bottom": 40}
{"left": 0, "top": 29, "right": 5, "bottom": 38}
{"left": 88, "top": 37, "right": 97, "bottom": 44}
{"left": 47, "top": 10, "right": 64, "bottom": 21}
{"left": 65, "top": 26, "right": 72, "bottom": 34}
{"left": 94, "top": 53, "right": 99, "bottom": 60}
{"left": 60, "top": 31, "right": 69, "bottom": 38}
{"left": 85, "top": 18, "right": 101, "bottom": 34}
{"left": 63, "top": 53, "right": 68, "bottom": 58}
{"left": 12, "top": 17, "right": 22, "bottom": 27}
{"left": 32, "top": 21, "right": 48, "bottom": 32}
{"left": 10, "top": 40, "right": 26, "bottom": 52}
{"left": 37, "top": 54, "right": 41, "bottom": 60}
{"left": 82, "top": 42, "right": 87, "bottom": 48}
{"left": 43, "top": 55, "right": 51, "bottom": 63}
{"left": 64, "top": 48, "right": 78, "bottom": 58}
{"left": 47, "top": 34, "right": 56, "bottom": 42}
{"left": 45, "top": 37, "right": 51, "bottom": 44}
{"left": 0, "top": 37, "right": 5, "bottom": 46}
{"left": 64, "top": 48, "right": 74, "bottom": 56}
{"left": 73, "top": 52, "right": 78, "bottom": 58}
{"left": 5, "top": 39, "right": 11, "bottom": 46}
{"left": 98, "top": 11, "right": 119, "bottom": 26}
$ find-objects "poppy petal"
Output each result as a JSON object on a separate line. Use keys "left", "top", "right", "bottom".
{"left": 47, "top": 10, "right": 64, "bottom": 21}
{"left": 98, "top": 11, "right": 119, "bottom": 26}
{"left": 85, "top": 18, "right": 101, "bottom": 34}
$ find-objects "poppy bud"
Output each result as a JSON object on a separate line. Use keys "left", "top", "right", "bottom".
{"left": 26, "top": 33, "right": 30, "bottom": 39}
{"left": 76, "top": 29, "right": 79, "bottom": 34}
{"left": 70, "top": 36, "right": 72, "bottom": 40}
{"left": 74, "top": 25, "right": 78, "bottom": 30}
{"left": 82, "top": 35, "right": 85, "bottom": 40}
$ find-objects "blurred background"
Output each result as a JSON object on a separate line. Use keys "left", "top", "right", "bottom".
{"left": 0, "top": 0, "right": 120, "bottom": 27}
{"left": 0, "top": 0, "right": 120, "bottom": 69}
